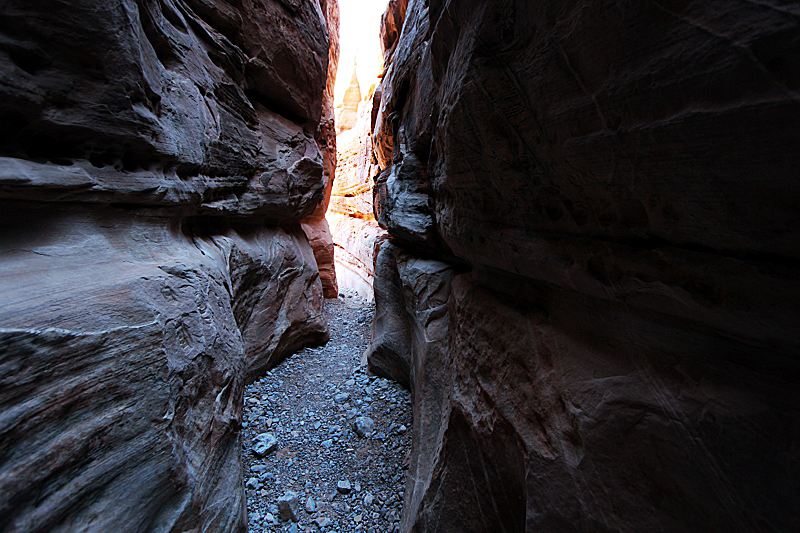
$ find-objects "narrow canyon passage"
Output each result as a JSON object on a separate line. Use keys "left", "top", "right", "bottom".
{"left": 237, "top": 4, "right": 412, "bottom": 530}
{"left": 241, "top": 292, "right": 411, "bottom": 533}
{"left": 1, "top": 1, "right": 799, "bottom": 532}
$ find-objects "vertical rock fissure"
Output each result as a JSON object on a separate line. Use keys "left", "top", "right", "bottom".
{"left": 326, "top": 13, "right": 387, "bottom": 303}
{"left": 238, "top": 3, "right": 417, "bottom": 533}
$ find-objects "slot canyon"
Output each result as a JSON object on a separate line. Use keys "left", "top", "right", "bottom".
{"left": 1, "top": 1, "right": 799, "bottom": 532}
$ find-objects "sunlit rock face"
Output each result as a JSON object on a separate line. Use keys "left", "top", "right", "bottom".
{"left": 368, "top": 0, "right": 800, "bottom": 532}
{"left": 0, "top": 1, "right": 336, "bottom": 531}
{"left": 328, "top": 82, "right": 386, "bottom": 300}
{"left": 335, "top": 60, "right": 362, "bottom": 134}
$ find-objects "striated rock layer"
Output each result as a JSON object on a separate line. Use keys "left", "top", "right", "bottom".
{"left": 328, "top": 81, "right": 386, "bottom": 300}
{"left": 368, "top": 0, "right": 800, "bottom": 532}
{"left": 302, "top": 0, "right": 340, "bottom": 299}
{"left": 0, "top": 1, "right": 336, "bottom": 532}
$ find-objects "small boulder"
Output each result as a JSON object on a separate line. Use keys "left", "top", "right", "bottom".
{"left": 353, "top": 416, "right": 375, "bottom": 438}
{"left": 313, "top": 517, "right": 332, "bottom": 528}
{"left": 334, "top": 392, "right": 350, "bottom": 403}
{"left": 252, "top": 433, "right": 278, "bottom": 457}
{"left": 305, "top": 496, "right": 317, "bottom": 513}
{"left": 277, "top": 490, "right": 300, "bottom": 522}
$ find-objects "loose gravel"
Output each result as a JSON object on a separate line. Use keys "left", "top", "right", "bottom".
{"left": 242, "top": 289, "right": 412, "bottom": 533}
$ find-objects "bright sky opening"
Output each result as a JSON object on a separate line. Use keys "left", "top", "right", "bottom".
{"left": 334, "top": 0, "right": 387, "bottom": 106}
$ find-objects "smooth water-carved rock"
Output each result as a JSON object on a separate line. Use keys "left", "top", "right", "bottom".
{"left": 0, "top": 1, "right": 336, "bottom": 532}
{"left": 327, "top": 211, "right": 384, "bottom": 298}
{"left": 302, "top": 0, "right": 340, "bottom": 299}
{"left": 369, "top": 0, "right": 800, "bottom": 531}
{"left": 0, "top": 210, "right": 329, "bottom": 532}
{"left": 380, "top": 0, "right": 409, "bottom": 66}
{"left": 366, "top": 240, "right": 413, "bottom": 388}
{"left": 0, "top": 0, "right": 331, "bottom": 219}
{"left": 222, "top": 225, "right": 328, "bottom": 382}
{"left": 302, "top": 216, "right": 339, "bottom": 299}
{"left": 377, "top": 149, "right": 436, "bottom": 248}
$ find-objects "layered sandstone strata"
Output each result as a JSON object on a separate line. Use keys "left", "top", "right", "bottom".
{"left": 368, "top": 0, "right": 800, "bottom": 531}
{"left": 328, "top": 81, "right": 385, "bottom": 299}
{"left": 0, "top": 1, "right": 337, "bottom": 531}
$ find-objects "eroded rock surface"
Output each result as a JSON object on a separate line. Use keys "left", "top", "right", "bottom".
{"left": 302, "top": 0, "right": 340, "bottom": 299}
{"left": 335, "top": 60, "right": 362, "bottom": 134}
{"left": 328, "top": 80, "right": 386, "bottom": 299}
{"left": 0, "top": 1, "right": 336, "bottom": 531}
{"left": 368, "top": 1, "right": 800, "bottom": 531}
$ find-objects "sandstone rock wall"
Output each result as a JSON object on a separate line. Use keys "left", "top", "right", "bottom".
{"left": 328, "top": 85, "right": 386, "bottom": 300}
{"left": 368, "top": 1, "right": 800, "bottom": 531}
{"left": 0, "top": 1, "right": 336, "bottom": 531}
{"left": 302, "top": 0, "right": 340, "bottom": 299}
{"left": 334, "top": 60, "right": 362, "bottom": 134}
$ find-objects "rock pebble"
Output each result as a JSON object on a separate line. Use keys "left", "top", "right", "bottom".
{"left": 305, "top": 496, "right": 317, "bottom": 513}
{"left": 313, "top": 517, "right": 332, "bottom": 528}
{"left": 353, "top": 416, "right": 375, "bottom": 438}
{"left": 277, "top": 491, "right": 300, "bottom": 522}
{"left": 252, "top": 433, "right": 278, "bottom": 457}
{"left": 241, "top": 295, "right": 412, "bottom": 533}
{"left": 334, "top": 392, "right": 350, "bottom": 403}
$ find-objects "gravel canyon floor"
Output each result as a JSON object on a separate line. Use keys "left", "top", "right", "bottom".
{"left": 241, "top": 291, "right": 411, "bottom": 533}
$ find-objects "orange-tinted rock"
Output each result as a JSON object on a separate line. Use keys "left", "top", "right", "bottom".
{"left": 301, "top": 217, "right": 339, "bottom": 299}
{"left": 335, "top": 60, "right": 362, "bottom": 134}
{"left": 328, "top": 211, "right": 384, "bottom": 298}
{"left": 370, "top": 0, "right": 800, "bottom": 531}
{"left": 328, "top": 76, "right": 386, "bottom": 299}
{"left": 380, "top": 0, "right": 409, "bottom": 66}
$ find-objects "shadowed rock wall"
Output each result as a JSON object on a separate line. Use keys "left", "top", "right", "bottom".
{"left": 302, "top": 0, "right": 340, "bottom": 299}
{"left": 368, "top": 0, "right": 800, "bottom": 531}
{"left": 0, "top": 1, "right": 336, "bottom": 531}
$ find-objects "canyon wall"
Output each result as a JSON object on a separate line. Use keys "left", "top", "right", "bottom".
{"left": 302, "top": 0, "right": 340, "bottom": 299}
{"left": 368, "top": 0, "right": 800, "bottom": 531}
{"left": 0, "top": 1, "right": 336, "bottom": 531}
{"left": 328, "top": 76, "right": 386, "bottom": 299}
